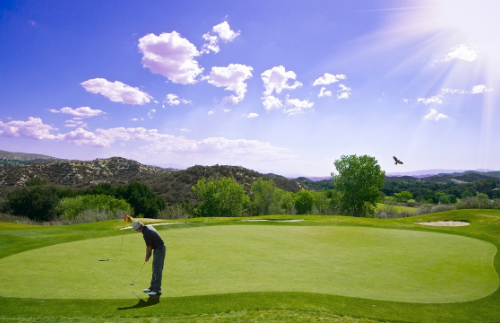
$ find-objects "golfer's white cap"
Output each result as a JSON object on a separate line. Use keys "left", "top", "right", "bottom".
{"left": 132, "top": 221, "right": 143, "bottom": 232}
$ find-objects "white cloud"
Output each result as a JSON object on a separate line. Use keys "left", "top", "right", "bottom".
{"left": 208, "top": 110, "right": 215, "bottom": 115}
{"left": 441, "top": 85, "right": 493, "bottom": 95}
{"left": 283, "top": 95, "right": 314, "bottom": 116}
{"left": 337, "top": 92, "right": 350, "bottom": 99}
{"left": 165, "top": 93, "right": 191, "bottom": 106}
{"left": 441, "top": 88, "right": 464, "bottom": 94}
{"left": 180, "top": 128, "right": 191, "bottom": 132}
{"left": 165, "top": 94, "right": 180, "bottom": 106}
{"left": 313, "top": 73, "right": 346, "bottom": 86}
{"left": 471, "top": 84, "right": 494, "bottom": 94}
{"left": 242, "top": 113, "right": 259, "bottom": 118}
{"left": 402, "top": 98, "right": 409, "bottom": 104}
{"left": 213, "top": 21, "right": 240, "bottom": 42}
{"left": 318, "top": 87, "right": 332, "bottom": 98}
{"left": 138, "top": 32, "right": 203, "bottom": 84}
{"left": 64, "top": 119, "right": 88, "bottom": 128}
{"left": 337, "top": 84, "right": 352, "bottom": 99}
{"left": 0, "top": 117, "right": 60, "bottom": 140}
{"left": 0, "top": 118, "right": 293, "bottom": 161}
{"left": 261, "top": 95, "right": 283, "bottom": 111}
{"left": 417, "top": 95, "right": 443, "bottom": 105}
{"left": 62, "top": 127, "right": 109, "bottom": 146}
{"left": 131, "top": 118, "right": 139, "bottom": 121}
{"left": 201, "top": 21, "right": 240, "bottom": 54}
{"left": 49, "top": 106, "right": 105, "bottom": 118}
{"left": 147, "top": 109, "right": 156, "bottom": 119}
{"left": 261, "top": 66, "right": 302, "bottom": 96}
{"left": 423, "top": 109, "right": 449, "bottom": 121}
{"left": 81, "top": 78, "right": 152, "bottom": 105}
{"left": 443, "top": 44, "right": 478, "bottom": 62}
{"left": 207, "top": 64, "right": 253, "bottom": 105}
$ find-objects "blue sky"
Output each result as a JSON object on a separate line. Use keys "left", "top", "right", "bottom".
{"left": 1, "top": 0, "right": 499, "bottom": 177}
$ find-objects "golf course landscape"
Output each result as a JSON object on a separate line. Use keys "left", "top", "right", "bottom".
{"left": 1, "top": 209, "right": 500, "bottom": 322}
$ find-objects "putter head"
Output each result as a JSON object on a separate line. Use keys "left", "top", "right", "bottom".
{"left": 130, "top": 283, "right": 134, "bottom": 286}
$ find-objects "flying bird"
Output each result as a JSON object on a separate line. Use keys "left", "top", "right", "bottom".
{"left": 393, "top": 156, "right": 403, "bottom": 165}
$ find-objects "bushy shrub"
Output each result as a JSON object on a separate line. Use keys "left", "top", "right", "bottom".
{"left": 294, "top": 190, "right": 315, "bottom": 214}
{"left": 116, "top": 182, "right": 166, "bottom": 218}
{"left": 25, "top": 177, "right": 49, "bottom": 186}
{"left": 414, "top": 203, "right": 456, "bottom": 215}
{"left": 456, "top": 197, "right": 499, "bottom": 210}
{"left": 158, "top": 204, "right": 191, "bottom": 219}
{"left": 193, "top": 176, "right": 249, "bottom": 217}
{"left": 57, "top": 194, "right": 131, "bottom": 220}
{"left": 3, "top": 187, "right": 61, "bottom": 221}
{"left": 375, "top": 205, "right": 400, "bottom": 219}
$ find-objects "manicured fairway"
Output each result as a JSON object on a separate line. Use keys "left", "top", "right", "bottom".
{"left": 0, "top": 225, "right": 497, "bottom": 303}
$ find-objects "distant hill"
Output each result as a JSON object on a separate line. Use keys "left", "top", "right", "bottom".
{"left": 296, "top": 170, "right": 500, "bottom": 191}
{"left": 386, "top": 169, "right": 497, "bottom": 177}
{"left": 385, "top": 171, "right": 500, "bottom": 183}
{"left": 0, "top": 156, "right": 310, "bottom": 205}
{"left": 0, "top": 150, "right": 61, "bottom": 165}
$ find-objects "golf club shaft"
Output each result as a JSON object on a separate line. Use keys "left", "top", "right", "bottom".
{"left": 131, "top": 261, "right": 146, "bottom": 284}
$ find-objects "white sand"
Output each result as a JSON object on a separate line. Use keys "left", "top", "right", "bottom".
{"left": 416, "top": 221, "right": 470, "bottom": 227}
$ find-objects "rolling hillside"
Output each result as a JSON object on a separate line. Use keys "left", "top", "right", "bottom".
{"left": 0, "top": 156, "right": 310, "bottom": 205}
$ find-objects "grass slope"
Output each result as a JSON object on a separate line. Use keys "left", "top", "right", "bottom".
{"left": 1, "top": 210, "right": 500, "bottom": 322}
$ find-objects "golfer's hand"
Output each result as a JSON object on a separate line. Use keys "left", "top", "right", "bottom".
{"left": 145, "top": 255, "right": 151, "bottom": 262}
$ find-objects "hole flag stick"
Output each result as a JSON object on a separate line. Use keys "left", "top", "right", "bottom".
{"left": 121, "top": 215, "right": 134, "bottom": 255}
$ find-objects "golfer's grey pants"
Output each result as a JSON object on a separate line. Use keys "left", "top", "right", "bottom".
{"left": 151, "top": 245, "right": 166, "bottom": 290}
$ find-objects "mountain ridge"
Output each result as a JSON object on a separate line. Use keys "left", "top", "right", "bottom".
{"left": 0, "top": 156, "right": 309, "bottom": 205}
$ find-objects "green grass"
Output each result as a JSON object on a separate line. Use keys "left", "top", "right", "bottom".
{"left": 0, "top": 226, "right": 496, "bottom": 302}
{"left": 1, "top": 210, "right": 500, "bottom": 322}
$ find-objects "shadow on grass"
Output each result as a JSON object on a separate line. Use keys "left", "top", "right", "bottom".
{"left": 117, "top": 295, "right": 160, "bottom": 310}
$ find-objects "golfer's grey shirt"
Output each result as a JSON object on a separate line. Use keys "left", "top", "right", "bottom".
{"left": 142, "top": 225, "right": 164, "bottom": 249}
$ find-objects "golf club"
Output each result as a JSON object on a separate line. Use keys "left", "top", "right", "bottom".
{"left": 130, "top": 261, "right": 146, "bottom": 286}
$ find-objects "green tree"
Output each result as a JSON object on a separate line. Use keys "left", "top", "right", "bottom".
{"left": 476, "top": 193, "right": 489, "bottom": 200}
{"left": 116, "top": 182, "right": 165, "bottom": 218}
{"left": 251, "top": 178, "right": 282, "bottom": 215}
{"left": 193, "top": 176, "right": 250, "bottom": 217}
{"left": 313, "top": 191, "right": 330, "bottom": 214}
{"left": 435, "top": 192, "right": 447, "bottom": 204}
{"left": 25, "top": 177, "right": 49, "bottom": 186}
{"left": 325, "top": 189, "right": 341, "bottom": 213}
{"left": 439, "top": 195, "right": 451, "bottom": 204}
{"left": 294, "top": 189, "right": 315, "bottom": 214}
{"left": 280, "top": 191, "right": 296, "bottom": 214}
{"left": 4, "top": 187, "right": 60, "bottom": 221}
{"left": 395, "top": 191, "right": 413, "bottom": 202}
{"left": 333, "top": 154, "right": 385, "bottom": 217}
{"left": 461, "top": 191, "right": 473, "bottom": 199}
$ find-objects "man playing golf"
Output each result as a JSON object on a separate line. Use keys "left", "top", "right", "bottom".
{"left": 132, "top": 221, "right": 166, "bottom": 296}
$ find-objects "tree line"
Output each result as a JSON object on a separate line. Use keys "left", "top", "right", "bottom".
{"left": 6, "top": 154, "right": 497, "bottom": 222}
{"left": 190, "top": 154, "right": 384, "bottom": 218}
{"left": 1, "top": 182, "right": 165, "bottom": 221}
{"left": 382, "top": 179, "right": 499, "bottom": 202}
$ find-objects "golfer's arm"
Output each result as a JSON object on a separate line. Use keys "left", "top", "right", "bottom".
{"left": 145, "top": 246, "right": 152, "bottom": 262}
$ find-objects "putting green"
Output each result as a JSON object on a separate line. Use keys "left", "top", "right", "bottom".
{"left": 0, "top": 225, "right": 497, "bottom": 303}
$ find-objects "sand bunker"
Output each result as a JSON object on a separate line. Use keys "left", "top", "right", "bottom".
{"left": 417, "top": 221, "right": 470, "bottom": 227}
{"left": 240, "top": 219, "right": 304, "bottom": 222}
